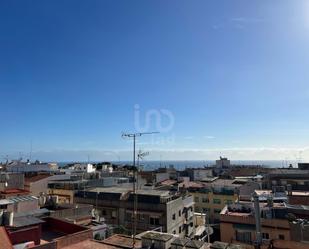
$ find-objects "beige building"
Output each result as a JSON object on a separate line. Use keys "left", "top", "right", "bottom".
{"left": 219, "top": 201, "right": 308, "bottom": 249}
{"left": 183, "top": 179, "right": 241, "bottom": 223}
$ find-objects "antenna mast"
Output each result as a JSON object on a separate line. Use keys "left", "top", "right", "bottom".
{"left": 122, "top": 132, "right": 159, "bottom": 249}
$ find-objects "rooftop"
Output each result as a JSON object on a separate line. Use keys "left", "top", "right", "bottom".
{"left": 12, "top": 216, "right": 45, "bottom": 228}
{"left": 61, "top": 234, "right": 142, "bottom": 249}
{"left": 254, "top": 190, "right": 288, "bottom": 201}
{"left": 186, "top": 239, "right": 205, "bottom": 249}
{"left": 61, "top": 240, "right": 111, "bottom": 249}
{"left": 159, "top": 179, "right": 177, "bottom": 186}
{"left": 141, "top": 231, "right": 174, "bottom": 242}
{"left": 25, "top": 174, "right": 51, "bottom": 183}
{"left": 89, "top": 187, "right": 171, "bottom": 197}
{"left": 8, "top": 195, "right": 38, "bottom": 203}
{"left": 0, "top": 199, "right": 14, "bottom": 205}
{"left": 102, "top": 234, "right": 141, "bottom": 249}
{"left": 210, "top": 241, "right": 242, "bottom": 249}
{"left": 0, "top": 188, "right": 30, "bottom": 195}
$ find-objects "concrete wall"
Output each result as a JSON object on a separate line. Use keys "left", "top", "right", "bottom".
{"left": 26, "top": 175, "right": 70, "bottom": 197}
{"left": 0, "top": 173, "right": 24, "bottom": 191}
{"left": 7, "top": 224, "right": 42, "bottom": 246}
{"left": 192, "top": 191, "right": 237, "bottom": 223}
{"left": 48, "top": 189, "right": 75, "bottom": 204}
{"left": 74, "top": 193, "right": 194, "bottom": 238}
{"left": 220, "top": 221, "right": 291, "bottom": 247}
{"left": 187, "top": 169, "right": 213, "bottom": 181}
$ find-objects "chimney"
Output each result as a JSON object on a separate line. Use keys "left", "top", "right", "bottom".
{"left": 3, "top": 211, "right": 14, "bottom": 226}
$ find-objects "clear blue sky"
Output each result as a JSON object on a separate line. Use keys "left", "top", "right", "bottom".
{"left": 1, "top": 0, "right": 309, "bottom": 161}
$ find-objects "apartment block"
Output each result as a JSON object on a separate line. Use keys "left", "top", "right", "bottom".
{"left": 74, "top": 187, "right": 195, "bottom": 238}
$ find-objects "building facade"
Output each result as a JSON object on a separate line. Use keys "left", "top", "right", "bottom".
{"left": 74, "top": 187, "right": 195, "bottom": 238}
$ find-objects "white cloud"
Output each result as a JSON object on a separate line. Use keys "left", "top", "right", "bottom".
{"left": 204, "top": 135, "right": 215, "bottom": 139}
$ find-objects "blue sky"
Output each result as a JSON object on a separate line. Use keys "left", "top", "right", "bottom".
{"left": 1, "top": 0, "right": 309, "bottom": 162}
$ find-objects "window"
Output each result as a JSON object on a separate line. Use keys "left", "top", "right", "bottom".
{"left": 202, "top": 198, "right": 209, "bottom": 203}
{"left": 236, "top": 231, "right": 251, "bottom": 244}
{"left": 179, "top": 226, "right": 182, "bottom": 233}
{"left": 202, "top": 208, "right": 210, "bottom": 213}
{"left": 214, "top": 218, "right": 220, "bottom": 223}
{"left": 213, "top": 199, "right": 221, "bottom": 204}
{"left": 172, "top": 214, "right": 176, "bottom": 220}
{"left": 173, "top": 230, "right": 176, "bottom": 234}
{"left": 226, "top": 199, "right": 233, "bottom": 205}
{"left": 195, "top": 197, "right": 199, "bottom": 202}
{"left": 138, "top": 213, "right": 145, "bottom": 221}
{"left": 214, "top": 208, "right": 222, "bottom": 213}
{"left": 279, "top": 234, "right": 285, "bottom": 240}
{"left": 150, "top": 217, "right": 160, "bottom": 226}
{"left": 111, "top": 210, "right": 117, "bottom": 219}
{"left": 102, "top": 210, "right": 107, "bottom": 216}
{"left": 262, "top": 233, "right": 269, "bottom": 240}
{"left": 179, "top": 210, "right": 181, "bottom": 217}
{"left": 125, "top": 212, "right": 132, "bottom": 221}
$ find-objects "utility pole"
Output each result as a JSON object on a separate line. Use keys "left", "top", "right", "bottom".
{"left": 205, "top": 210, "right": 210, "bottom": 243}
{"left": 122, "top": 132, "right": 159, "bottom": 249}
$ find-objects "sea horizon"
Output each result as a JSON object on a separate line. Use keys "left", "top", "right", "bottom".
{"left": 58, "top": 159, "right": 299, "bottom": 170}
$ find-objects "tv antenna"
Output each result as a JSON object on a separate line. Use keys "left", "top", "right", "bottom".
{"left": 137, "top": 149, "right": 149, "bottom": 189}
{"left": 121, "top": 131, "right": 159, "bottom": 249}
{"left": 29, "top": 140, "right": 33, "bottom": 163}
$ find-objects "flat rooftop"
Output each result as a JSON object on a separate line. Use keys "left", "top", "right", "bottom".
{"left": 61, "top": 240, "right": 110, "bottom": 249}
{"left": 25, "top": 174, "right": 51, "bottom": 183}
{"left": 141, "top": 231, "right": 174, "bottom": 242}
{"left": 61, "top": 234, "right": 141, "bottom": 249}
{"left": 89, "top": 187, "right": 171, "bottom": 197}
{"left": 0, "top": 188, "right": 30, "bottom": 195}
{"left": 102, "top": 234, "right": 141, "bottom": 249}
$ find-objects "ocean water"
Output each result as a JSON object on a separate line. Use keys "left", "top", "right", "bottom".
{"left": 59, "top": 160, "right": 298, "bottom": 171}
{"left": 121, "top": 160, "right": 296, "bottom": 170}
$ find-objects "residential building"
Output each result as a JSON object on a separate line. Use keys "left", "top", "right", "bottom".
{"left": 186, "top": 168, "right": 213, "bottom": 181}
{"left": 215, "top": 157, "right": 230, "bottom": 169}
{"left": 6, "top": 160, "right": 58, "bottom": 172}
{"left": 48, "top": 203, "right": 93, "bottom": 225}
{"left": 74, "top": 187, "right": 195, "bottom": 238}
{"left": 219, "top": 201, "right": 309, "bottom": 249}
{"left": 48, "top": 177, "right": 130, "bottom": 204}
{"left": 263, "top": 169, "right": 309, "bottom": 191}
{"left": 48, "top": 179, "right": 88, "bottom": 204}
{"left": 0, "top": 172, "right": 24, "bottom": 191}
{"left": 184, "top": 179, "right": 242, "bottom": 223}
{"left": 24, "top": 173, "right": 70, "bottom": 196}
{"left": 298, "top": 163, "right": 309, "bottom": 170}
